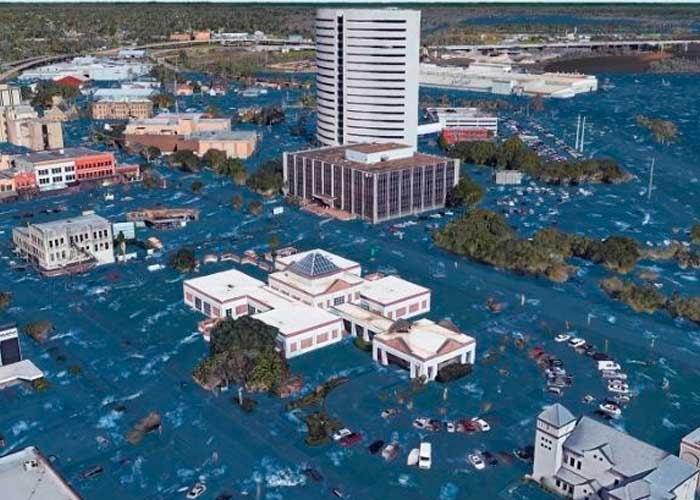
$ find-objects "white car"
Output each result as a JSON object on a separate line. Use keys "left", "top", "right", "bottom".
{"left": 468, "top": 453, "right": 485, "bottom": 470}
{"left": 412, "top": 418, "right": 430, "bottom": 430}
{"left": 568, "top": 337, "right": 586, "bottom": 348}
{"left": 186, "top": 483, "right": 207, "bottom": 499}
{"left": 446, "top": 422, "right": 456, "bottom": 433}
{"left": 554, "top": 334, "right": 571, "bottom": 343}
{"left": 471, "top": 418, "right": 491, "bottom": 432}
{"left": 332, "top": 428, "right": 353, "bottom": 441}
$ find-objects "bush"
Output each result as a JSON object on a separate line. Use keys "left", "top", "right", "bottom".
{"left": 24, "top": 320, "right": 54, "bottom": 343}
{"left": 0, "top": 291, "right": 10, "bottom": 310}
{"left": 203, "top": 149, "right": 227, "bottom": 170}
{"left": 353, "top": 336, "right": 372, "bottom": 352}
{"left": 445, "top": 172, "right": 484, "bottom": 208}
{"left": 168, "top": 248, "right": 196, "bottom": 273}
{"left": 436, "top": 363, "right": 473, "bottom": 383}
{"left": 191, "top": 180, "right": 204, "bottom": 193}
{"left": 246, "top": 159, "right": 283, "bottom": 195}
{"left": 247, "top": 200, "right": 263, "bottom": 216}
{"left": 169, "top": 150, "right": 201, "bottom": 172}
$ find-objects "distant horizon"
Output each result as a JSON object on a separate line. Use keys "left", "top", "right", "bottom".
{"left": 1, "top": 0, "right": 700, "bottom": 4}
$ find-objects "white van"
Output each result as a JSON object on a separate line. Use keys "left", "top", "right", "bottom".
{"left": 418, "top": 442, "right": 432, "bottom": 470}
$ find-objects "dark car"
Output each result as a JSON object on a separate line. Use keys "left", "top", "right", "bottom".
{"left": 482, "top": 451, "right": 499, "bottom": 466}
{"left": 514, "top": 445, "right": 535, "bottom": 463}
{"left": 368, "top": 440, "right": 385, "bottom": 455}
{"left": 339, "top": 433, "right": 362, "bottom": 447}
{"left": 593, "top": 353, "right": 612, "bottom": 361}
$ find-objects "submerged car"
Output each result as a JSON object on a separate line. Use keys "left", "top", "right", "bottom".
{"left": 332, "top": 428, "right": 353, "bottom": 441}
{"left": 468, "top": 453, "right": 485, "bottom": 470}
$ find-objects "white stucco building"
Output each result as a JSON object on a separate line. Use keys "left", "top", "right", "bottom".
{"left": 681, "top": 428, "right": 700, "bottom": 495}
{"left": 12, "top": 212, "right": 114, "bottom": 276}
{"left": 531, "top": 404, "right": 700, "bottom": 500}
{"left": 315, "top": 8, "right": 420, "bottom": 148}
{"left": 371, "top": 318, "right": 475, "bottom": 381}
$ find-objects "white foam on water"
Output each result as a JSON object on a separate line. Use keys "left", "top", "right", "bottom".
{"left": 439, "top": 482, "right": 460, "bottom": 500}
{"left": 395, "top": 473, "right": 416, "bottom": 488}
{"left": 97, "top": 410, "right": 122, "bottom": 430}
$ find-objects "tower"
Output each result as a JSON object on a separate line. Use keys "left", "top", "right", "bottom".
{"left": 315, "top": 8, "right": 420, "bottom": 149}
{"left": 532, "top": 403, "right": 577, "bottom": 484}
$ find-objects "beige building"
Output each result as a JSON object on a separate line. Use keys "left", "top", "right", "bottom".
{"left": 91, "top": 98, "right": 154, "bottom": 120}
{"left": 13, "top": 212, "right": 114, "bottom": 276}
{"left": 125, "top": 113, "right": 230, "bottom": 136}
{"left": 191, "top": 130, "right": 258, "bottom": 159}
{"left": 0, "top": 104, "right": 64, "bottom": 152}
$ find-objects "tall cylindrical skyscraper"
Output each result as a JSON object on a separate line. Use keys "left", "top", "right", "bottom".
{"left": 315, "top": 8, "right": 420, "bottom": 149}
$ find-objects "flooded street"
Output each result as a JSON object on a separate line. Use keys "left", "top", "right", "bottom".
{"left": 1, "top": 73, "right": 699, "bottom": 500}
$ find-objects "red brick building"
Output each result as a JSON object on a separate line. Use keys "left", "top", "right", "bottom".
{"left": 74, "top": 151, "right": 116, "bottom": 181}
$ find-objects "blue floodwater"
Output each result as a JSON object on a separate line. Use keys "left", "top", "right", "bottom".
{"left": 1, "top": 73, "right": 700, "bottom": 500}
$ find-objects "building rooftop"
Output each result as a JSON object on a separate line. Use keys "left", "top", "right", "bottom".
{"left": 374, "top": 318, "right": 474, "bottom": 361}
{"left": 683, "top": 427, "right": 700, "bottom": 446}
{"left": 538, "top": 403, "right": 576, "bottom": 428}
{"left": 276, "top": 249, "right": 360, "bottom": 274}
{"left": 15, "top": 147, "right": 107, "bottom": 164}
{"left": 290, "top": 252, "right": 341, "bottom": 278}
{"left": 0, "top": 446, "right": 81, "bottom": 500}
{"left": 0, "top": 359, "right": 44, "bottom": 387}
{"left": 332, "top": 302, "right": 394, "bottom": 333}
{"left": 564, "top": 416, "right": 671, "bottom": 479}
{"left": 184, "top": 268, "right": 265, "bottom": 302}
{"left": 360, "top": 275, "right": 429, "bottom": 306}
{"left": 290, "top": 144, "right": 455, "bottom": 174}
{"left": 190, "top": 130, "right": 257, "bottom": 141}
{"left": 253, "top": 303, "right": 341, "bottom": 336}
{"left": 24, "top": 212, "right": 110, "bottom": 233}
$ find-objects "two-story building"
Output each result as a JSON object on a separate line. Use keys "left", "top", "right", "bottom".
{"left": 531, "top": 404, "right": 700, "bottom": 500}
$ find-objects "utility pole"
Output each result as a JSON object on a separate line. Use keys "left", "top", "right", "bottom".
{"left": 648, "top": 157, "right": 655, "bottom": 201}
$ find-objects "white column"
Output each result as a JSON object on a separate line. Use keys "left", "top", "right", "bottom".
{"left": 460, "top": 351, "right": 467, "bottom": 364}
{"left": 372, "top": 343, "right": 379, "bottom": 362}
{"left": 381, "top": 348, "right": 388, "bottom": 366}
{"left": 409, "top": 362, "right": 416, "bottom": 378}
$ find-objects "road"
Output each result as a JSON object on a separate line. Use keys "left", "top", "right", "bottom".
{"left": 431, "top": 38, "right": 700, "bottom": 52}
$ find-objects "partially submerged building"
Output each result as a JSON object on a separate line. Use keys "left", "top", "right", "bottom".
{"left": 283, "top": 143, "right": 460, "bottom": 223}
{"left": 0, "top": 85, "right": 64, "bottom": 152}
{"left": 0, "top": 446, "right": 81, "bottom": 499}
{"left": 13, "top": 212, "right": 115, "bottom": 276}
{"left": 0, "top": 323, "right": 44, "bottom": 389}
{"left": 531, "top": 404, "right": 700, "bottom": 500}
{"left": 183, "top": 249, "right": 476, "bottom": 379}
{"left": 372, "top": 318, "right": 476, "bottom": 381}
{"left": 124, "top": 113, "right": 257, "bottom": 159}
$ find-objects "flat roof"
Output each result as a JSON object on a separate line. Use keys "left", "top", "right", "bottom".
{"left": 191, "top": 130, "right": 257, "bottom": 141}
{"left": 184, "top": 268, "right": 267, "bottom": 303}
{"left": 360, "top": 275, "right": 429, "bottom": 306}
{"left": 375, "top": 318, "right": 475, "bottom": 361}
{"left": 0, "top": 446, "right": 81, "bottom": 500}
{"left": 16, "top": 147, "right": 107, "bottom": 164}
{"left": 0, "top": 359, "right": 44, "bottom": 386}
{"left": 253, "top": 303, "right": 341, "bottom": 336}
{"left": 288, "top": 144, "right": 454, "bottom": 173}
{"left": 28, "top": 213, "right": 110, "bottom": 232}
{"left": 332, "top": 302, "right": 394, "bottom": 333}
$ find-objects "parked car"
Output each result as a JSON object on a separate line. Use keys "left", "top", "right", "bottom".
{"left": 472, "top": 418, "right": 491, "bottom": 432}
{"left": 332, "top": 428, "right": 353, "bottom": 441}
{"left": 568, "top": 338, "right": 586, "bottom": 348}
{"left": 468, "top": 453, "right": 485, "bottom": 470}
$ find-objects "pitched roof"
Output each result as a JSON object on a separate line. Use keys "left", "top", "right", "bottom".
{"left": 564, "top": 417, "right": 669, "bottom": 479}
{"left": 538, "top": 403, "right": 576, "bottom": 428}
{"left": 290, "top": 251, "right": 340, "bottom": 278}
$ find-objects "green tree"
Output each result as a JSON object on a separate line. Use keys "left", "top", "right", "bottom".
{"left": 203, "top": 149, "right": 227, "bottom": 170}
{"left": 169, "top": 150, "right": 201, "bottom": 172}
{"left": 168, "top": 248, "right": 196, "bottom": 272}
{"left": 191, "top": 180, "right": 204, "bottom": 193}
{"left": 0, "top": 291, "right": 11, "bottom": 310}
{"left": 143, "top": 146, "right": 161, "bottom": 160}
{"left": 445, "top": 173, "right": 484, "bottom": 208}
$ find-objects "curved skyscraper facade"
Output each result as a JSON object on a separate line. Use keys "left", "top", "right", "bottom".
{"left": 315, "top": 8, "right": 420, "bottom": 149}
